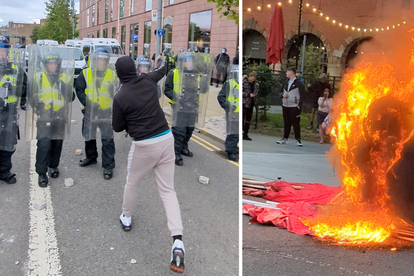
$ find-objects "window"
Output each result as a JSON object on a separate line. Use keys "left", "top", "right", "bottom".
{"left": 144, "top": 21, "right": 151, "bottom": 56}
{"left": 103, "top": 29, "right": 108, "bottom": 38}
{"left": 97, "top": 30, "right": 100, "bottom": 38}
{"left": 87, "top": 8, "right": 89, "bottom": 28}
{"left": 111, "top": 0, "right": 113, "bottom": 21}
{"left": 92, "top": 31, "right": 94, "bottom": 38}
{"left": 145, "top": 0, "right": 152, "bottom": 12}
{"left": 169, "top": 0, "right": 174, "bottom": 5}
{"left": 188, "top": 10, "right": 212, "bottom": 52}
{"left": 130, "top": 23, "right": 139, "bottom": 59}
{"left": 163, "top": 16, "right": 173, "bottom": 52}
{"left": 121, "top": 25, "right": 126, "bottom": 53}
{"left": 120, "top": 0, "right": 124, "bottom": 19}
{"left": 130, "top": 0, "right": 134, "bottom": 15}
{"left": 92, "top": 5, "right": 95, "bottom": 26}
{"left": 112, "top": 27, "right": 116, "bottom": 38}
{"left": 97, "top": 3, "right": 99, "bottom": 25}
{"left": 105, "top": 0, "right": 108, "bottom": 23}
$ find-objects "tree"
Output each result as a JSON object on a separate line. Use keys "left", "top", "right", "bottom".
{"left": 188, "top": 23, "right": 201, "bottom": 42}
{"left": 207, "top": 0, "right": 239, "bottom": 24}
{"left": 288, "top": 43, "right": 324, "bottom": 81}
{"left": 39, "top": 0, "right": 78, "bottom": 43}
{"left": 30, "top": 26, "right": 40, "bottom": 44}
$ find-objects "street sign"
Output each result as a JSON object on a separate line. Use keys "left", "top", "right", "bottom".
{"left": 157, "top": 29, "right": 164, "bottom": 36}
{"left": 152, "top": 10, "right": 157, "bottom": 21}
{"left": 131, "top": 34, "right": 138, "bottom": 41}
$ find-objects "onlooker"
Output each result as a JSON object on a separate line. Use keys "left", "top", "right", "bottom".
{"left": 112, "top": 56, "right": 185, "bottom": 273}
{"left": 307, "top": 73, "right": 331, "bottom": 130}
{"left": 318, "top": 88, "right": 333, "bottom": 143}
{"left": 242, "top": 71, "right": 258, "bottom": 141}
{"left": 276, "top": 67, "right": 306, "bottom": 147}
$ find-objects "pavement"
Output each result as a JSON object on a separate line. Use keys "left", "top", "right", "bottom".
{"left": 242, "top": 132, "right": 414, "bottom": 276}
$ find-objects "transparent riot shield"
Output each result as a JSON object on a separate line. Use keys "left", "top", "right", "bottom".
{"left": 0, "top": 48, "right": 21, "bottom": 151}
{"left": 225, "top": 79, "right": 239, "bottom": 135}
{"left": 212, "top": 53, "right": 229, "bottom": 86}
{"left": 171, "top": 52, "right": 212, "bottom": 128}
{"left": 26, "top": 45, "right": 76, "bottom": 140}
{"left": 83, "top": 53, "right": 120, "bottom": 140}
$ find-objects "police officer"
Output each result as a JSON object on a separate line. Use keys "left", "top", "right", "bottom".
{"left": 218, "top": 64, "right": 239, "bottom": 161}
{"left": 136, "top": 55, "right": 152, "bottom": 73}
{"left": 214, "top": 48, "right": 230, "bottom": 87}
{"left": 0, "top": 36, "right": 23, "bottom": 184}
{"left": 33, "top": 52, "right": 74, "bottom": 187}
{"left": 164, "top": 52, "right": 207, "bottom": 166}
{"left": 75, "top": 48, "right": 117, "bottom": 180}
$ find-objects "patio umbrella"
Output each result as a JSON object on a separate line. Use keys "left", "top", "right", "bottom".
{"left": 266, "top": 5, "right": 285, "bottom": 64}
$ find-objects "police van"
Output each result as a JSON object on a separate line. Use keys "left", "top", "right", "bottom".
{"left": 80, "top": 38, "right": 123, "bottom": 60}
{"left": 65, "top": 39, "right": 82, "bottom": 48}
{"left": 37, "top": 40, "right": 59, "bottom": 46}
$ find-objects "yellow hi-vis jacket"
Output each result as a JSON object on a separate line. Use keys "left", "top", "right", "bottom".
{"left": 36, "top": 72, "right": 71, "bottom": 111}
{"left": 168, "top": 68, "right": 202, "bottom": 104}
{"left": 227, "top": 79, "right": 239, "bottom": 113}
{"left": 83, "top": 68, "right": 116, "bottom": 110}
{"left": 0, "top": 71, "right": 18, "bottom": 104}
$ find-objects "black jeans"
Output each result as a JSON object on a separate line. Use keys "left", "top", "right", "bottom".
{"left": 0, "top": 150, "right": 14, "bottom": 174}
{"left": 225, "top": 134, "right": 239, "bottom": 155}
{"left": 84, "top": 139, "right": 115, "bottom": 169}
{"left": 35, "top": 138, "right": 63, "bottom": 175}
{"left": 282, "top": 106, "right": 301, "bottom": 141}
{"left": 172, "top": 126, "right": 195, "bottom": 155}
{"left": 243, "top": 105, "right": 254, "bottom": 137}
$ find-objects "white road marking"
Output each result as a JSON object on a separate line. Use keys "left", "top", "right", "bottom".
{"left": 27, "top": 140, "right": 62, "bottom": 275}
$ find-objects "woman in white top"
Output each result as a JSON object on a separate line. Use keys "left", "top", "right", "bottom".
{"left": 317, "top": 88, "right": 333, "bottom": 143}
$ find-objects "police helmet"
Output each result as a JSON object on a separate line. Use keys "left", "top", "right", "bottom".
{"left": 230, "top": 65, "right": 239, "bottom": 83}
{"left": 42, "top": 52, "right": 62, "bottom": 72}
{"left": 94, "top": 48, "right": 110, "bottom": 60}
{"left": 204, "top": 47, "right": 210, "bottom": 54}
{"left": 135, "top": 55, "right": 152, "bottom": 73}
{"left": 0, "top": 36, "right": 11, "bottom": 48}
{"left": 221, "top": 48, "right": 227, "bottom": 53}
{"left": 194, "top": 46, "right": 199, "bottom": 52}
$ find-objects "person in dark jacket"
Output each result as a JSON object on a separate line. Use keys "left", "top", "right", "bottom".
{"left": 242, "top": 71, "right": 258, "bottom": 141}
{"left": 307, "top": 73, "right": 331, "bottom": 130}
{"left": 214, "top": 48, "right": 230, "bottom": 87}
{"left": 112, "top": 55, "right": 185, "bottom": 273}
{"left": 276, "top": 67, "right": 306, "bottom": 146}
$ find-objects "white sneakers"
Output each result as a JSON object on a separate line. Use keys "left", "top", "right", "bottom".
{"left": 119, "top": 214, "right": 131, "bottom": 231}
{"left": 296, "top": 140, "right": 303, "bottom": 147}
{"left": 170, "top": 239, "right": 185, "bottom": 273}
{"left": 276, "top": 138, "right": 288, "bottom": 144}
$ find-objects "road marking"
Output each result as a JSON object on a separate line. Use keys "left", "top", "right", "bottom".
{"left": 192, "top": 134, "right": 221, "bottom": 151}
{"left": 192, "top": 138, "right": 214, "bottom": 151}
{"left": 27, "top": 140, "right": 62, "bottom": 275}
{"left": 192, "top": 134, "right": 239, "bottom": 167}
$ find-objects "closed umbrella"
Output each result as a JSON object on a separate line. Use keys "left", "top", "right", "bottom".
{"left": 266, "top": 5, "right": 285, "bottom": 64}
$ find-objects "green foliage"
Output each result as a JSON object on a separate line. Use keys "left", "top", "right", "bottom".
{"left": 288, "top": 43, "right": 323, "bottom": 80}
{"left": 38, "top": 0, "right": 78, "bottom": 43}
{"left": 30, "top": 26, "right": 40, "bottom": 44}
{"left": 207, "top": 0, "right": 239, "bottom": 25}
{"left": 188, "top": 23, "right": 201, "bottom": 41}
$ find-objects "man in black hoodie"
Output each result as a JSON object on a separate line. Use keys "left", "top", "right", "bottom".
{"left": 112, "top": 55, "right": 185, "bottom": 273}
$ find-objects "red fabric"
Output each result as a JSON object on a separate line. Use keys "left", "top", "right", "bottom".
{"left": 266, "top": 5, "right": 285, "bottom": 65}
{"left": 243, "top": 181, "right": 342, "bottom": 235}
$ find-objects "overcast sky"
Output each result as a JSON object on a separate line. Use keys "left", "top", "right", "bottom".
{"left": 0, "top": 0, "right": 79, "bottom": 26}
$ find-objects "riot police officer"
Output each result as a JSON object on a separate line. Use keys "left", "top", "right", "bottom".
{"left": 218, "top": 64, "right": 239, "bottom": 161}
{"left": 135, "top": 55, "right": 152, "bottom": 73}
{"left": 0, "top": 36, "right": 23, "bottom": 184}
{"left": 214, "top": 48, "right": 230, "bottom": 87}
{"left": 75, "top": 48, "right": 118, "bottom": 180}
{"left": 29, "top": 50, "right": 75, "bottom": 187}
{"left": 164, "top": 51, "right": 210, "bottom": 166}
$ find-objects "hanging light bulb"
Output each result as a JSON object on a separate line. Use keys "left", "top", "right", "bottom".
{"left": 268, "top": 4, "right": 272, "bottom": 8}
{"left": 376, "top": 28, "right": 379, "bottom": 32}
{"left": 306, "top": 3, "right": 310, "bottom": 7}
{"left": 326, "top": 16, "right": 329, "bottom": 21}
{"left": 403, "top": 21, "right": 407, "bottom": 24}
{"left": 320, "top": 12, "right": 323, "bottom": 16}
{"left": 257, "top": 5, "right": 261, "bottom": 10}
{"left": 277, "top": 2, "right": 282, "bottom": 6}
{"left": 332, "top": 20, "right": 336, "bottom": 24}
{"left": 345, "top": 25, "right": 349, "bottom": 29}
{"left": 339, "top": 23, "right": 342, "bottom": 27}
{"left": 357, "top": 28, "right": 361, "bottom": 32}
{"left": 313, "top": 8, "right": 317, "bottom": 12}
{"left": 364, "top": 29, "right": 367, "bottom": 32}
{"left": 247, "top": 8, "right": 251, "bottom": 12}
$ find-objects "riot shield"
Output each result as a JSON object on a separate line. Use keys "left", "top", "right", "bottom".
{"left": 171, "top": 53, "right": 212, "bottom": 128}
{"left": 225, "top": 79, "right": 239, "bottom": 135}
{"left": 212, "top": 53, "right": 229, "bottom": 86}
{"left": 83, "top": 53, "right": 120, "bottom": 140}
{"left": 26, "top": 45, "right": 76, "bottom": 140}
{"left": 0, "top": 48, "right": 21, "bottom": 151}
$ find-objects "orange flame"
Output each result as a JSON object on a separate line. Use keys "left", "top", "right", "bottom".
{"left": 303, "top": 29, "right": 414, "bottom": 244}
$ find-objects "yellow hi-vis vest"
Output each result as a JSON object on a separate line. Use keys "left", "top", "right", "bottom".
{"left": 37, "top": 72, "right": 70, "bottom": 111}
{"left": 227, "top": 79, "right": 239, "bottom": 113}
{"left": 83, "top": 68, "right": 116, "bottom": 110}
{"left": 0, "top": 71, "right": 18, "bottom": 104}
{"left": 168, "top": 68, "right": 201, "bottom": 104}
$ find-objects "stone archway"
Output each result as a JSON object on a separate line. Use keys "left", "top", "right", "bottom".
{"left": 243, "top": 29, "right": 267, "bottom": 64}
{"left": 341, "top": 36, "right": 373, "bottom": 73}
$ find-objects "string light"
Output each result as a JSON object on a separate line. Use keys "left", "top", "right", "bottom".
{"left": 244, "top": 0, "right": 408, "bottom": 33}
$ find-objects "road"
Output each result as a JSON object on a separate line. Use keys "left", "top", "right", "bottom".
{"left": 0, "top": 98, "right": 239, "bottom": 276}
{"left": 242, "top": 132, "right": 414, "bottom": 276}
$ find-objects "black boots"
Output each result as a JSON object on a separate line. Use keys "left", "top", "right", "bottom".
{"left": 38, "top": 174, "right": 49, "bottom": 188}
{"left": 79, "top": 157, "right": 97, "bottom": 167}
{"left": 180, "top": 148, "right": 193, "bottom": 157}
{"left": 0, "top": 171, "right": 16, "bottom": 184}
{"left": 103, "top": 168, "right": 113, "bottom": 180}
{"left": 49, "top": 167, "right": 59, "bottom": 178}
{"left": 175, "top": 154, "right": 183, "bottom": 166}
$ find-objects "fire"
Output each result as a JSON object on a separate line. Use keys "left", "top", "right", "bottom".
{"left": 302, "top": 29, "right": 414, "bottom": 244}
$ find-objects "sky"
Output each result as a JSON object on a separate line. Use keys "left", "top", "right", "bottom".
{"left": 0, "top": 0, "right": 79, "bottom": 26}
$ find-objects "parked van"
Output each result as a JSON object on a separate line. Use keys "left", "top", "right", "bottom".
{"left": 65, "top": 39, "right": 82, "bottom": 48}
{"left": 36, "top": 39, "right": 59, "bottom": 46}
{"left": 81, "top": 38, "right": 124, "bottom": 59}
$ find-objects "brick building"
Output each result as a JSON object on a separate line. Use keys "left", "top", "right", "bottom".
{"left": 78, "top": 0, "right": 239, "bottom": 61}
{"left": 243, "top": 0, "right": 413, "bottom": 76}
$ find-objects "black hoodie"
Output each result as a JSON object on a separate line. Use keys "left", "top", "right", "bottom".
{"left": 112, "top": 56, "right": 168, "bottom": 140}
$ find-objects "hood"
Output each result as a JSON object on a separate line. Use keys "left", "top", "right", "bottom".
{"left": 115, "top": 56, "right": 137, "bottom": 83}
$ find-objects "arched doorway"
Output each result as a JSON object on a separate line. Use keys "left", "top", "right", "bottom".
{"left": 243, "top": 29, "right": 267, "bottom": 65}
{"left": 342, "top": 37, "right": 373, "bottom": 71}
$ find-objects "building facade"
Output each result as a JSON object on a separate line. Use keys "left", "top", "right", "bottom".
{"left": 78, "top": 0, "right": 238, "bottom": 61}
{"left": 243, "top": 0, "right": 413, "bottom": 76}
{"left": 3, "top": 21, "right": 45, "bottom": 47}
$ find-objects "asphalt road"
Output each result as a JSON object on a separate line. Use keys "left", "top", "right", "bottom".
{"left": 0, "top": 98, "right": 239, "bottom": 276}
{"left": 242, "top": 132, "right": 414, "bottom": 276}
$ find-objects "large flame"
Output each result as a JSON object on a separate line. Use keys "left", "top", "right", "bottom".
{"left": 302, "top": 29, "right": 414, "bottom": 245}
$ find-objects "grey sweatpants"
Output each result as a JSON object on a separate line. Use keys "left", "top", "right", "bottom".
{"left": 122, "top": 133, "right": 183, "bottom": 237}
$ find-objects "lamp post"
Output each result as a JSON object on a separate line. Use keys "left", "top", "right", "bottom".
{"left": 71, "top": 0, "right": 75, "bottom": 39}
{"left": 295, "top": 0, "right": 303, "bottom": 70}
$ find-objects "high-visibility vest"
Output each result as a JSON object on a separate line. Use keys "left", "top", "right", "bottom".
{"left": 227, "top": 79, "right": 239, "bottom": 113}
{"left": 169, "top": 69, "right": 201, "bottom": 104}
{"left": 37, "top": 72, "right": 71, "bottom": 111}
{"left": 0, "top": 73, "right": 17, "bottom": 104}
{"left": 83, "top": 68, "right": 116, "bottom": 110}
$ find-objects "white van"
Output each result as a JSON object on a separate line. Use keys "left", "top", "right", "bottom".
{"left": 81, "top": 38, "right": 124, "bottom": 58}
{"left": 65, "top": 39, "right": 82, "bottom": 48}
